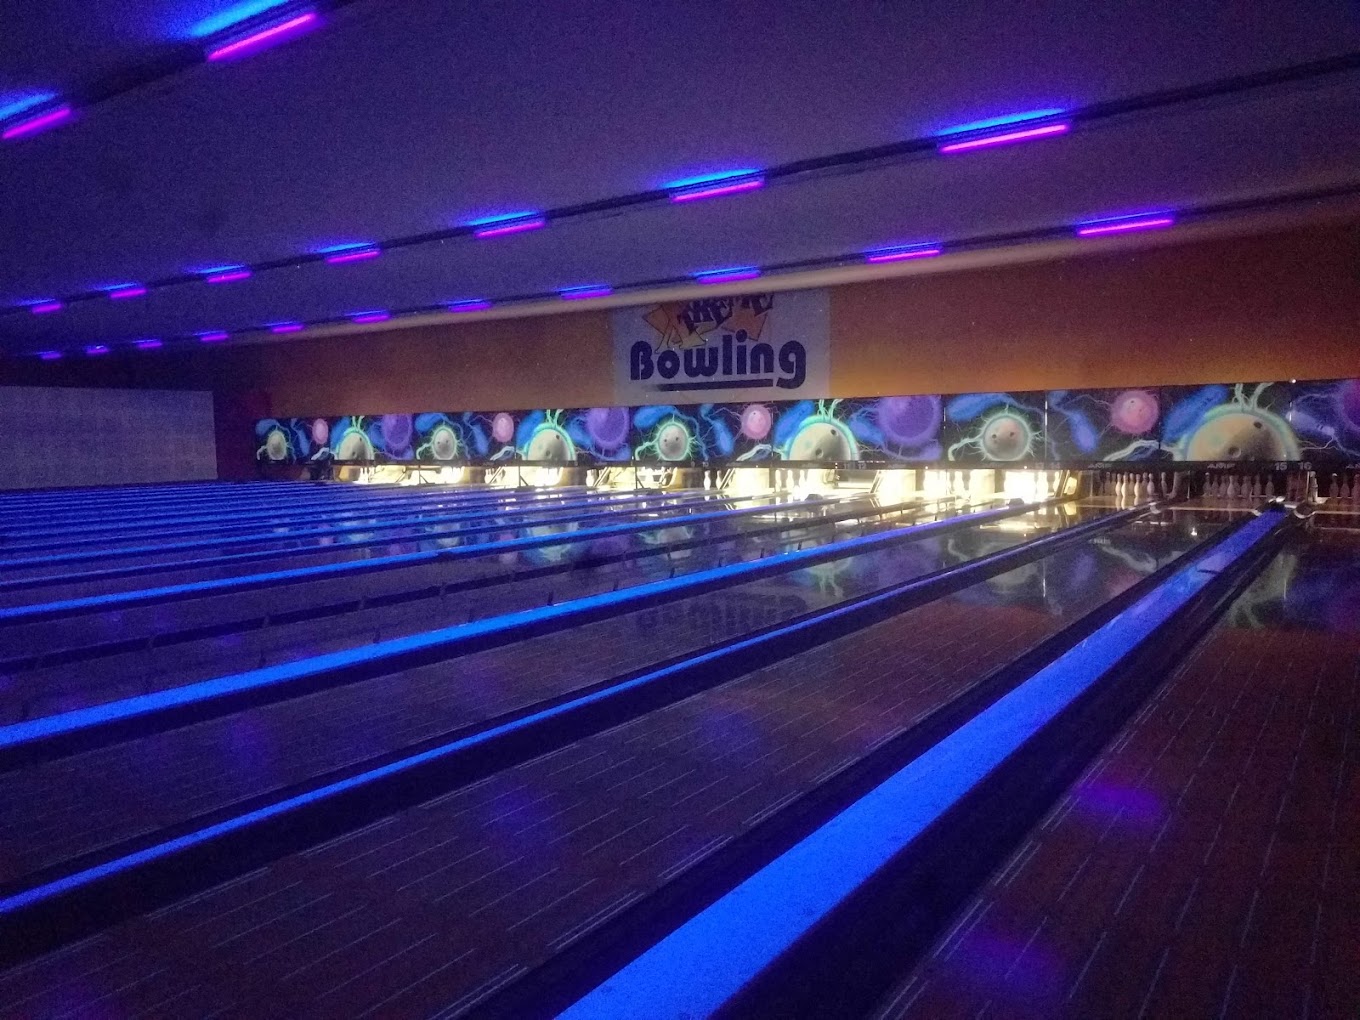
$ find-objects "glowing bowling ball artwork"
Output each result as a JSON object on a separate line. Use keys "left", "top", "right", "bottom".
{"left": 1109, "top": 390, "right": 1160, "bottom": 435}
{"left": 429, "top": 424, "right": 459, "bottom": 460}
{"left": 585, "top": 406, "right": 630, "bottom": 452}
{"left": 525, "top": 422, "right": 575, "bottom": 461}
{"left": 787, "top": 416, "right": 859, "bottom": 462}
{"left": 1180, "top": 405, "right": 1299, "bottom": 461}
{"left": 740, "top": 404, "right": 773, "bottom": 442}
{"left": 877, "top": 395, "right": 942, "bottom": 449}
{"left": 980, "top": 412, "right": 1031, "bottom": 461}
{"left": 311, "top": 418, "right": 330, "bottom": 447}
{"left": 333, "top": 428, "right": 375, "bottom": 461}
{"left": 263, "top": 428, "right": 289, "bottom": 461}
{"left": 491, "top": 412, "right": 515, "bottom": 445}
{"left": 655, "top": 421, "right": 691, "bottom": 461}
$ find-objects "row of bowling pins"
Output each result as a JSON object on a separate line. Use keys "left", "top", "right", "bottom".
{"left": 1322, "top": 473, "right": 1360, "bottom": 501}
{"left": 1095, "top": 473, "right": 1176, "bottom": 501}
{"left": 1203, "top": 473, "right": 1289, "bottom": 500}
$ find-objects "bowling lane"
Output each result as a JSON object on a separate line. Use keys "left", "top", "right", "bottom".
{"left": 872, "top": 526, "right": 1360, "bottom": 1020}
{"left": 0, "top": 509, "right": 1229, "bottom": 1016}
{"left": 0, "top": 484, "right": 588, "bottom": 551}
{"left": 0, "top": 490, "right": 775, "bottom": 602}
{"left": 0, "top": 496, "right": 931, "bottom": 719}
{"left": 0, "top": 502, "right": 1091, "bottom": 887}
{"left": 0, "top": 488, "right": 726, "bottom": 578}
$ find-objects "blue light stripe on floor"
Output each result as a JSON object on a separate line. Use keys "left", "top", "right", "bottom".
{"left": 556, "top": 511, "right": 1283, "bottom": 1020}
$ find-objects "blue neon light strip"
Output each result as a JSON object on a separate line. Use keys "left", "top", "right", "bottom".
{"left": 0, "top": 91, "right": 57, "bottom": 122}
{"left": 933, "top": 107, "right": 1068, "bottom": 136}
{"left": 558, "top": 511, "right": 1284, "bottom": 1019}
{"left": 188, "top": 0, "right": 293, "bottom": 38}
{"left": 0, "top": 493, "right": 834, "bottom": 624}
{"left": 0, "top": 499, "right": 1027, "bottom": 919}
{"left": 0, "top": 503, "right": 1030, "bottom": 757}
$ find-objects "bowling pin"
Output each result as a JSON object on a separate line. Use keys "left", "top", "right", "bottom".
{"left": 1145, "top": 474, "right": 1155, "bottom": 499}
{"left": 1306, "top": 472, "right": 1319, "bottom": 502}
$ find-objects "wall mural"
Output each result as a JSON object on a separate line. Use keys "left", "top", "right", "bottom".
{"left": 1047, "top": 388, "right": 1167, "bottom": 464}
{"left": 256, "top": 377, "right": 1360, "bottom": 467}
{"left": 941, "top": 392, "right": 1045, "bottom": 463}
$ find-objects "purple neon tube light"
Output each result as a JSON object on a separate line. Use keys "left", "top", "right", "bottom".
{"left": 134, "top": 339, "right": 163, "bottom": 350}
{"left": 670, "top": 176, "right": 765, "bottom": 203}
{"left": 197, "top": 331, "right": 230, "bottom": 342}
{"left": 2, "top": 104, "right": 72, "bottom": 141}
{"left": 695, "top": 268, "right": 761, "bottom": 284}
{"left": 1076, "top": 215, "right": 1175, "bottom": 237}
{"left": 85, "top": 345, "right": 109, "bottom": 356}
{"left": 864, "top": 245, "right": 942, "bottom": 263}
{"left": 473, "top": 217, "right": 545, "bottom": 238}
{"left": 270, "top": 322, "right": 304, "bottom": 334}
{"left": 206, "top": 11, "right": 319, "bottom": 61}
{"left": 351, "top": 311, "right": 390, "bottom": 323}
{"left": 204, "top": 268, "right": 251, "bottom": 284}
{"left": 448, "top": 300, "right": 492, "bottom": 312}
{"left": 37, "top": 351, "right": 62, "bottom": 361}
{"left": 561, "top": 287, "right": 612, "bottom": 300}
{"left": 29, "top": 301, "right": 62, "bottom": 315}
{"left": 108, "top": 285, "right": 147, "bottom": 300}
{"left": 324, "top": 247, "right": 380, "bottom": 265}
{"left": 937, "top": 121, "right": 1069, "bottom": 154}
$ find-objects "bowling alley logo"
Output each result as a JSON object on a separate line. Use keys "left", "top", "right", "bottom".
{"left": 627, "top": 293, "right": 807, "bottom": 393}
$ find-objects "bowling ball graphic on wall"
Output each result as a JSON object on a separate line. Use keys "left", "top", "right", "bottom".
{"left": 262, "top": 427, "right": 289, "bottom": 461}
{"left": 522, "top": 411, "right": 577, "bottom": 462}
{"left": 980, "top": 412, "right": 1031, "bottom": 461}
{"left": 787, "top": 417, "right": 858, "bottom": 462}
{"left": 429, "top": 425, "right": 459, "bottom": 460}
{"left": 655, "top": 421, "right": 691, "bottom": 461}
{"left": 584, "top": 406, "right": 630, "bottom": 453}
{"left": 332, "top": 417, "right": 377, "bottom": 461}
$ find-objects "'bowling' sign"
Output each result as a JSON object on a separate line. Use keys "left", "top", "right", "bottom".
{"left": 612, "top": 289, "right": 830, "bottom": 404}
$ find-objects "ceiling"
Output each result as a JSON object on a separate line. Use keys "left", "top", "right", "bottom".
{"left": 1, "top": 0, "right": 1359, "bottom": 358}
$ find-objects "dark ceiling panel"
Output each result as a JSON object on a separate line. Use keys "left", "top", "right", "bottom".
{"left": 1, "top": 0, "right": 1358, "bottom": 355}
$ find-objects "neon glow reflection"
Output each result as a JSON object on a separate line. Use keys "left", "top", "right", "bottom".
{"left": 205, "top": 11, "right": 318, "bottom": 61}
{"left": 2, "top": 105, "right": 72, "bottom": 141}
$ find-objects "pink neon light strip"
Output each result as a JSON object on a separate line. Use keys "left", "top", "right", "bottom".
{"left": 205, "top": 269, "right": 251, "bottom": 284}
{"left": 937, "top": 122, "right": 1069, "bottom": 154}
{"left": 85, "top": 345, "right": 109, "bottom": 356}
{"left": 135, "top": 339, "right": 163, "bottom": 350}
{"left": 473, "top": 218, "right": 546, "bottom": 238}
{"left": 325, "top": 247, "right": 380, "bottom": 265}
{"left": 206, "top": 12, "right": 319, "bottom": 61}
{"left": 351, "top": 312, "right": 390, "bottom": 323}
{"left": 1075, "top": 216, "right": 1175, "bottom": 237}
{"left": 670, "top": 177, "right": 765, "bottom": 203}
{"left": 2, "top": 105, "right": 72, "bottom": 141}
{"left": 198, "top": 331, "right": 230, "bottom": 342}
{"left": 448, "top": 300, "right": 492, "bottom": 312}
{"left": 270, "top": 323, "right": 304, "bottom": 334}
{"left": 561, "top": 287, "right": 612, "bottom": 300}
{"left": 30, "top": 301, "right": 62, "bottom": 315}
{"left": 696, "top": 269, "right": 761, "bottom": 284}
{"left": 864, "top": 246, "right": 942, "bottom": 263}
{"left": 108, "top": 285, "right": 147, "bottom": 300}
